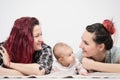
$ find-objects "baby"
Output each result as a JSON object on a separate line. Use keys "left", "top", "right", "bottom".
{"left": 52, "top": 42, "right": 87, "bottom": 75}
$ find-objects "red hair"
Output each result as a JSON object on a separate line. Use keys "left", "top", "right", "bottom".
{"left": 3, "top": 17, "right": 40, "bottom": 63}
{"left": 103, "top": 19, "right": 115, "bottom": 35}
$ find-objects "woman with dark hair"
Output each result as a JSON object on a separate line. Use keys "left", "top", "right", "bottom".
{"left": 78, "top": 19, "right": 120, "bottom": 72}
{"left": 0, "top": 17, "right": 53, "bottom": 76}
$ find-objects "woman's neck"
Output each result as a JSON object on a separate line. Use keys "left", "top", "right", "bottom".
{"left": 91, "top": 51, "right": 106, "bottom": 62}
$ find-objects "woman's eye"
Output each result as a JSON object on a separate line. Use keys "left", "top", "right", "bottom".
{"left": 84, "top": 41, "right": 88, "bottom": 45}
{"left": 34, "top": 35, "right": 39, "bottom": 37}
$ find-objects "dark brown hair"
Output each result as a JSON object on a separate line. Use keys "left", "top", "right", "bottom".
{"left": 86, "top": 19, "right": 115, "bottom": 50}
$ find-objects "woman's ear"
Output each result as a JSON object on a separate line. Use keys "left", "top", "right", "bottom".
{"left": 99, "top": 43, "right": 105, "bottom": 51}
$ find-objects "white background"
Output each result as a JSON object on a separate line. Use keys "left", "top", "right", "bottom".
{"left": 0, "top": 0, "right": 120, "bottom": 53}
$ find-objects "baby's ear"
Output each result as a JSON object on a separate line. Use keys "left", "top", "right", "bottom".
{"left": 58, "top": 57, "right": 63, "bottom": 62}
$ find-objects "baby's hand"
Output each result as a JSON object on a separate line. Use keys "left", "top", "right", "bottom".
{"left": 79, "top": 68, "right": 88, "bottom": 76}
{"left": 76, "top": 63, "right": 88, "bottom": 76}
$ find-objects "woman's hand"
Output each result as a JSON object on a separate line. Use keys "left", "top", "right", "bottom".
{"left": 82, "top": 57, "right": 95, "bottom": 70}
{"left": 0, "top": 46, "right": 10, "bottom": 67}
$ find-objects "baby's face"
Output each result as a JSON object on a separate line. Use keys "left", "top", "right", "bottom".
{"left": 62, "top": 48, "right": 75, "bottom": 66}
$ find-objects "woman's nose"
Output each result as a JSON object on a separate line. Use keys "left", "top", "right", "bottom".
{"left": 79, "top": 42, "right": 83, "bottom": 48}
{"left": 39, "top": 36, "right": 43, "bottom": 42}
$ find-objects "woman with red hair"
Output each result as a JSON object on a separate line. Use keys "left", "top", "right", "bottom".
{"left": 78, "top": 19, "right": 120, "bottom": 72}
{"left": 0, "top": 17, "right": 53, "bottom": 76}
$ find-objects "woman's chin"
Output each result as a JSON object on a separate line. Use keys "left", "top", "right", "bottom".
{"left": 35, "top": 47, "right": 41, "bottom": 51}
{"left": 82, "top": 53, "right": 88, "bottom": 57}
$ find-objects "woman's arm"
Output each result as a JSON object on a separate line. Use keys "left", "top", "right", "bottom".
{"left": 1, "top": 44, "right": 53, "bottom": 76}
{"left": 9, "top": 63, "right": 45, "bottom": 75}
{"left": 0, "top": 46, "right": 45, "bottom": 76}
{"left": 8, "top": 44, "right": 53, "bottom": 76}
{"left": 0, "top": 66, "right": 24, "bottom": 76}
{"left": 82, "top": 57, "right": 120, "bottom": 72}
{"left": 0, "top": 46, "right": 24, "bottom": 76}
{"left": 93, "top": 61, "right": 120, "bottom": 73}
